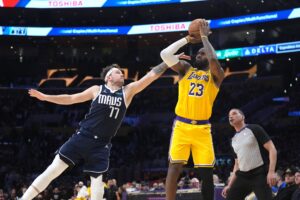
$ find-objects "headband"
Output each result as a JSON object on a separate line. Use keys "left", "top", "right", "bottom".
{"left": 104, "top": 67, "right": 118, "bottom": 82}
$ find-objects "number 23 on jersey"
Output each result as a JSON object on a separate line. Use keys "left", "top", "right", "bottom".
{"left": 188, "top": 82, "right": 204, "bottom": 97}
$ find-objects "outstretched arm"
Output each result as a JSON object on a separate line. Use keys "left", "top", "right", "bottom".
{"left": 124, "top": 62, "right": 168, "bottom": 104}
{"left": 199, "top": 19, "right": 224, "bottom": 87}
{"left": 28, "top": 85, "right": 99, "bottom": 105}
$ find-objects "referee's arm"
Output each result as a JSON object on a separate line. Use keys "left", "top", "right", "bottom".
{"left": 222, "top": 159, "right": 239, "bottom": 198}
{"left": 255, "top": 124, "right": 277, "bottom": 187}
{"left": 264, "top": 140, "right": 277, "bottom": 187}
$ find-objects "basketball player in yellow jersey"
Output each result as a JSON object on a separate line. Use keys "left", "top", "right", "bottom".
{"left": 160, "top": 19, "right": 225, "bottom": 200}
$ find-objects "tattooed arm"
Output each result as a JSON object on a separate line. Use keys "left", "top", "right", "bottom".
{"left": 199, "top": 19, "right": 224, "bottom": 87}
{"left": 124, "top": 62, "right": 169, "bottom": 105}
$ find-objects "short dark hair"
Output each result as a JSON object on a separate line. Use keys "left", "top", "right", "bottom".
{"left": 230, "top": 108, "right": 245, "bottom": 117}
{"left": 276, "top": 170, "right": 284, "bottom": 180}
{"left": 100, "top": 64, "right": 121, "bottom": 81}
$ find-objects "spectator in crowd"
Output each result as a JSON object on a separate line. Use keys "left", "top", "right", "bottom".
{"left": 116, "top": 185, "right": 127, "bottom": 200}
{"left": 273, "top": 168, "right": 298, "bottom": 200}
{"left": 150, "top": 183, "right": 158, "bottom": 192}
{"left": 51, "top": 187, "right": 61, "bottom": 200}
{"left": 104, "top": 179, "right": 118, "bottom": 200}
{"left": 72, "top": 184, "right": 80, "bottom": 200}
{"left": 213, "top": 174, "right": 220, "bottom": 185}
{"left": 291, "top": 168, "right": 300, "bottom": 200}
{"left": 0, "top": 189, "right": 5, "bottom": 200}
{"left": 9, "top": 188, "right": 17, "bottom": 200}
{"left": 272, "top": 170, "right": 286, "bottom": 196}
{"left": 245, "top": 192, "right": 256, "bottom": 200}
{"left": 157, "top": 182, "right": 165, "bottom": 191}
{"left": 76, "top": 181, "right": 89, "bottom": 200}
{"left": 178, "top": 175, "right": 191, "bottom": 190}
{"left": 190, "top": 178, "right": 200, "bottom": 189}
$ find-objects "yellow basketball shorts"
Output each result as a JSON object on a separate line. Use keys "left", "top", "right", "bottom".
{"left": 168, "top": 120, "right": 215, "bottom": 167}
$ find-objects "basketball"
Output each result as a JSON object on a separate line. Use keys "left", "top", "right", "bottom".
{"left": 188, "top": 19, "right": 201, "bottom": 38}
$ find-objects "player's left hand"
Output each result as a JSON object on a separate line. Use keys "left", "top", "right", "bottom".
{"left": 199, "top": 19, "right": 212, "bottom": 37}
{"left": 176, "top": 52, "right": 191, "bottom": 60}
{"left": 28, "top": 89, "right": 46, "bottom": 101}
{"left": 267, "top": 171, "right": 277, "bottom": 187}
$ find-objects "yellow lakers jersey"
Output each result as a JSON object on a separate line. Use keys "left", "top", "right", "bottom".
{"left": 175, "top": 67, "right": 219, "bottom": 120}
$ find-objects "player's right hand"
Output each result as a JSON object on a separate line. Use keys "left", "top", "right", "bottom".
{"left": 221, "top": 185, "right": 230, "bottom": 198}
{"left": 185, "top": 35, "right": 202, "bottom": 44}
{"left": 28, "top": 89, "right": 46, "bottom": 101}
{"left": 199, "top": 19, "right": 211, "bottom": 37}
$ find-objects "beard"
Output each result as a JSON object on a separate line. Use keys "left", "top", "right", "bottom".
{"left": 192, "top": 56, "right": 209, "bottom": 70}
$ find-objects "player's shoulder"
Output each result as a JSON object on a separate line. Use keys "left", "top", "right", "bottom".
{"left": 246, "top": 124, "right": 266, "bottom": 135}
{"left": 90, "top": 85, "right": 101, "bottom": 90}
{"left": 179, "top": 59, "right": 191, "bottom": 67}
{"left": 247, "top": 124, "right": 262, "bottom": 130}
{"left": 87, "top": 85, "right": 101, "bottom": 94}
{"left": 177, "top": 60, "right": 192, "bottom": 71}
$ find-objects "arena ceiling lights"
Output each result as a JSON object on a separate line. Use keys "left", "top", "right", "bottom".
{"left": 0, "top": 0, "right": 206, "bottom": 8}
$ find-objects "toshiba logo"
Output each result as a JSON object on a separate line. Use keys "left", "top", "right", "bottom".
{"left": 150, "top": 23, "right": 186, "bottom": 32}
{"left": 48, "top": 0, "right": 83, "bottom": 7}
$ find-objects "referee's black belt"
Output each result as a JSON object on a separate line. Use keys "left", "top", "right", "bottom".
{"left": 175, "top": 116, "right": 210, "bottom": 125}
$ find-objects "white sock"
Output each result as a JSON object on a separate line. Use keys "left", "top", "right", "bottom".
{"left": 21, "top": 155, "right": 68, "bottom": 200}
{"left": 90, "top": 175, "right": 104, "bottom": 200}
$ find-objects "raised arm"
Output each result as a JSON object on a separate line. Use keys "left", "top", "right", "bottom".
{"left": 199, "top": 19, "right": 225, "bottom": 87}
{"left": 124, "top": 62, "right": 168, "bottom": 105}
{"left": 28, "top": 85, "right": 99, "bottom": 105}
{"left": 160, "top": 37, "right": 199, "bottom": 78}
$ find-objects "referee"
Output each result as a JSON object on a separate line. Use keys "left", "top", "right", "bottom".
{"left": 222, "top": 108, "right": 277, "bottom": 200}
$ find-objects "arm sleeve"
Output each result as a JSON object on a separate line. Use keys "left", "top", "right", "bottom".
{"left": 249, "top": 124, "right": 271, "bottom": 145}
{"left": 160, "top": 38, "right": 188, "bottom": 67}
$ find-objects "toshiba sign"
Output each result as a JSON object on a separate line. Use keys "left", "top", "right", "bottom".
{"left": 128, "top": 22, "right": 190, "bottom": 35}
{"left": 48, "top": 0, "right": 83, "bottom": 7}
{"left": 150, "top": 23, "right": 187, "bottom": 32}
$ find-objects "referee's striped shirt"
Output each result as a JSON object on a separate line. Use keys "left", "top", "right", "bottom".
{"left": 231, "top": 124, "right": 270, "bottom": 172}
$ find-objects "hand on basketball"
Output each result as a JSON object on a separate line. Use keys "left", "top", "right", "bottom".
{"left": 221, "top": 185, "right": 230, "bottom": 198}
{"left": 28, "top": 89, "right": 46, "bottom": 101}
{"left": 198, "top": 19, "right": 211, "bottom": 37}
{"left": 267, "top": 171, "right": 277, "bottom": 187}
{"left": 185, "top": 35, "right": 202, "bottom": 44}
